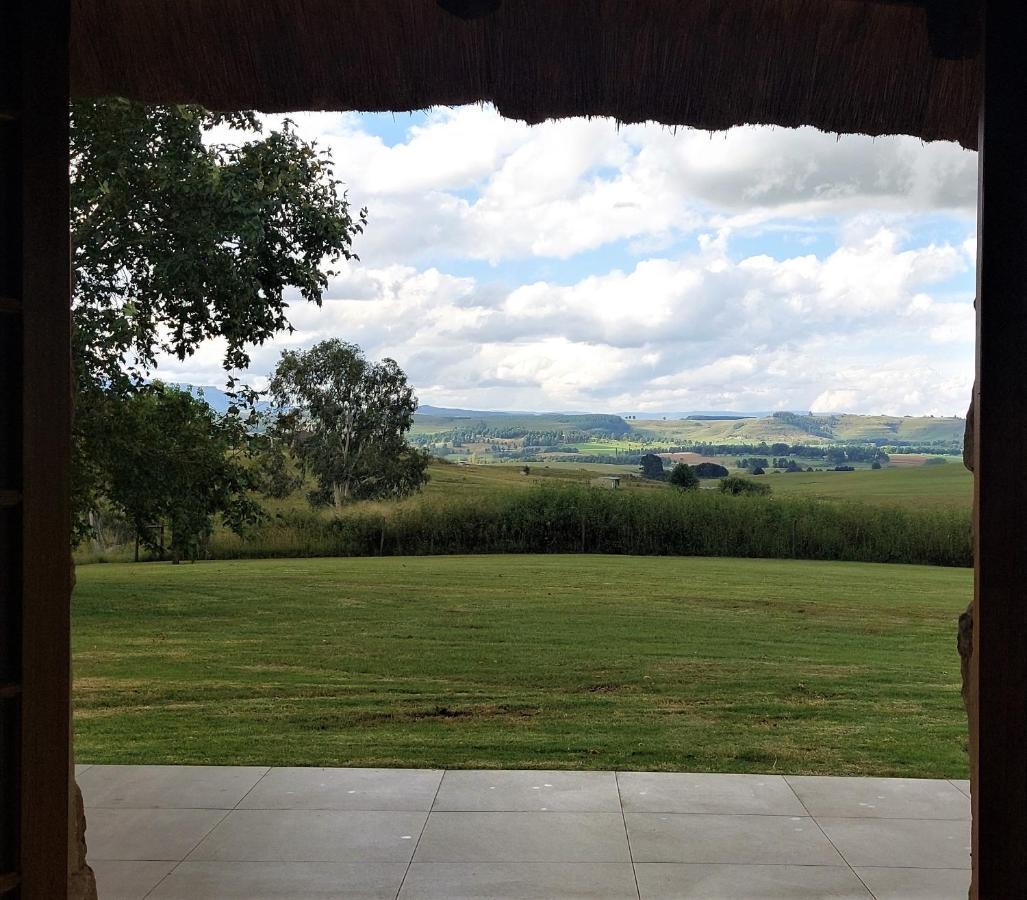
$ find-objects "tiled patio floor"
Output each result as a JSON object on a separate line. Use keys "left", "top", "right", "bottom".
{"left": 78, "top": 765, "right": 971, "bottom": 899}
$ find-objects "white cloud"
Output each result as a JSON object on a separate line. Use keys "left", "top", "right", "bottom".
{"left": 153, "top": 222, "right": 974, "bottom": 415}
{"left": 166, "top": 109, "right": 978, "bottom": 414}
{"left": 264, "top": 107, "right": 976, "bottom": 268}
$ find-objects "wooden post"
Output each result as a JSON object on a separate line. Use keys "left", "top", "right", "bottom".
{"left": 974, "top": 0, "right": 1027, "bottom": 894}
{"left": 0, "top": 1, "right": 73, "bottom": 896}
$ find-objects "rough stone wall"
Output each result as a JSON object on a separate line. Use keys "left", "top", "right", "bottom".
{"left": 68, "top": 554, "right": 97, "bottom": 899}
{"left": 68, "top": 773, "right": 96, "bottom": 900}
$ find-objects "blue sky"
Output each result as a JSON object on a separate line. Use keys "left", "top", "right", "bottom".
{"left": 158, "top": 106, "right": 978, "bottom": 416}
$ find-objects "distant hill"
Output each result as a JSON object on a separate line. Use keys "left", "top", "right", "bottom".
{"left": 411, "top": 407, "right": 963, "bottom": 449}
{"left": 622, "top": 410, "right": 785, "bottom": 419}
{"left": 411, "top": 411, "right": 631, "bottom": 437}
{"left": 175, "top": 388, "right": 963, "bottom": 449}
{"left": 174, "top": 385, "right": 270, "bottom": 414}
{"left": 635, "top": 412, "right": 964, "bottom": 446}
{"left": 417, "top": 404, "right": 521, "bottom": 417}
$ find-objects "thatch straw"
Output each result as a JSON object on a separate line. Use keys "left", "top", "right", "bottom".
{"left": 71, "top": 0, "right": 980, "bottom": 148}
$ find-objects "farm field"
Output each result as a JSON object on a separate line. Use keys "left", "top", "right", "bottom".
{"left": 74, "top": 555, "right": 969, "bottom": 778}
{"left": 744, "top": 460, "right": 971, "bottom": 509}
{"left": 250, "top": 458, "right": 970, "bottom": 522}
{"left": 416, "top": 459, "right": 971, "bottom": 509}
{"left": 254, "top": 460, "right": 661, "bottom": 518}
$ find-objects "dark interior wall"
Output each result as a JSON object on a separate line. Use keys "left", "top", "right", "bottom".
{"left": 974, "top": 1, "right": 1027, "bottom": 894}
{"left": 0, "top": 4, "right": 25, "bottom": 888}
{"left": 1, "top": 2, "right": 72, "bottom": 897}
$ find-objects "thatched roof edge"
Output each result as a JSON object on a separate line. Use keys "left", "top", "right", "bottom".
{"left": 71, "top": 0, "right": 981, "bottom": 149}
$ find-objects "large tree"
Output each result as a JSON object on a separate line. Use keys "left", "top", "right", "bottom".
{"left": 70, "top": 99, "right": 365, "bottom": 538}
{"left": 668, "top": 462, "right": 699, "bottom": 490}
{"left": 269, "top": 340, "right": 430, "bottom": 509}
{"left": 95, "top": 384, "right": 261, "bottom": 561}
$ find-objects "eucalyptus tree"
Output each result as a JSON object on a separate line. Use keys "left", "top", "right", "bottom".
{"left": 269, "top": 340, "right": 430, "bottom": 509}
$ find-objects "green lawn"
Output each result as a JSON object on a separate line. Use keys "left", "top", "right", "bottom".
{"left": 74, "top": 555, "right": 970, "bottom": 777}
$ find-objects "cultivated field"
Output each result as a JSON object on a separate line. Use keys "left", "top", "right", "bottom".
{"left": 74, "top": 555, "right": 969, "bottom": 778}
{"left": 744, "top": 461, "right": 971, "bottom": 509}
{"left": 411, "top": 459, "right": 971, "bottom": 510}
{"left": 308, "top": 459, "right": 970, "bottom": 510}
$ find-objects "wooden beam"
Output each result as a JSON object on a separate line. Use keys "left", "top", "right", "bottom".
{"left": 18, "top": 0, "right": 72, "bottom": 896}
{"left": 974, "top": 0, "right": 1027, "bottom": 894}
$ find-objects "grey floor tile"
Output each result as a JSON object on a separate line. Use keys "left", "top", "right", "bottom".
{"left": 80, "top": 764, "right": 268, "bottom": 809}
{"left": 434, "top": 770, "right": 620, "bottom": 812}
{"left": 86, "top": 808, "right": 228, "bottom": 861}
{"left": 625, "top": 813, "right": 843, "bottom": 865}
{"left": 398, "top": 862, "right": 638, "bottom": 899}
{"left": 619, "top": 772, "right": 806, "bottom": 815}
{"left": 787, "top": 776, "right": 970, "bottom": 819}
{"left": 239, "top": 766, "right": 442, "bottom": 811}
{"left": 817, "top": 817, "right": 971, "bottom": 869}
{"left": 148, "top": 861, "right": 408, "bottom": 899}
{"left": 854, "top": 866, "right": 971, "bottom": 899}
{"left": 413, "top": 811, "right": 631, "bottom": 862}
{"left": 634, "top": 863, "right": 873, "bottom": 899}
{"left": 90, "top": 860, "right": 177, "bottom": 900}
{"left": 187, "top": 809, "right": 427, "bottom": 862}
{"left": 950, "top": 779, "right": 972, "bottom": 799}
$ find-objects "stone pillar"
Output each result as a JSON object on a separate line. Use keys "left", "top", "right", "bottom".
{"left": 68, "top": 769, "right": 96, "bottom": 900}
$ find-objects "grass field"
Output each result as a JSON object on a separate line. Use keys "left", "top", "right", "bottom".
{"left": 423, "top": 459, "right": 971, "bottom": 510}
{"left": 74, "top": 555, "right": 969, "bottom": 778}
{"left": 748, "top": 462, "right": 971, "bottom": 509}
{"left": 377, "top": 460, "right": 970, "bottom": 510}
{"left": 412, "top": 460, "right": 971, "bottom": 511}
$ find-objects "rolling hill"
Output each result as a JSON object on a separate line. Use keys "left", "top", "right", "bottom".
{"left": 413, "top": 408, "right": 964, "bottom": 448}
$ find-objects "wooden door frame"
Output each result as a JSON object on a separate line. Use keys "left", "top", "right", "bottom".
{"left": 972, "top": 1, "right": 1027, "bottom": 896}
{"left": 2, "top": 1, "right": 73, "bottom": 896}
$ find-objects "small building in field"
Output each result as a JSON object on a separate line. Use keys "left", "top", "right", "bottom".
{"left": 592, "top": 476, "right": 621, "bottom": 489}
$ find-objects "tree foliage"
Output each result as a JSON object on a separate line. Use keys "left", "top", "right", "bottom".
{"left": 94, "top": 384, "right": 261, "bottom": 560}
{"left": 668, "top": 463, "right": 699, "bottom": 490}
{"left": 639, "top": 453, "right": 665, "bottom": 480}
{"left": 693, "top": 462, "right": 729, "bottom": 478}
{"left": 70, "top": 99, "right": 366, "bottom": 538}
{"left": 270, "top": 340, "right": 430, "bottom": 508}
{"left": 719, "top": 475, "right": 772, "bottom": 496}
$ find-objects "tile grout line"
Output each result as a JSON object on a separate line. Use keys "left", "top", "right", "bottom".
{"left": 782, "top": 776, "right": 879, "bottom": 900}
{"left": 393, "top": 769, "right": 445, "bottom": 900}
{"left": 139, "top": 766, "right": 272, "bottom": 899}
{"left": 615, "top": 772, "right": 642, "bottom": 900}
{"left": 948, "top": 778, "right": 972, "bottom": 800}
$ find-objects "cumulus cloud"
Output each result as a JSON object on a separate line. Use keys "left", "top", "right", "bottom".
{"left": 164, "top": 108, "right": 977, "bottom": 414}
{"left": 153, "top": 225, "right": 974, "bottom": 416}
{"left": 260, "top": 107, "right": 976, "bottom": 267}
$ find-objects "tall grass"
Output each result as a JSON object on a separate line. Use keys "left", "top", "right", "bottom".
{"left": 209, "top": 485, "right": 970, "bottom": 567}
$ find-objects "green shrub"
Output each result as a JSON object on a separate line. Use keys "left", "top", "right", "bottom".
{"left": 668, "top": 463, "right": 699, "bottom": 490}
{"left": 720, "top": 476, "right": 771, "bottom": 496}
